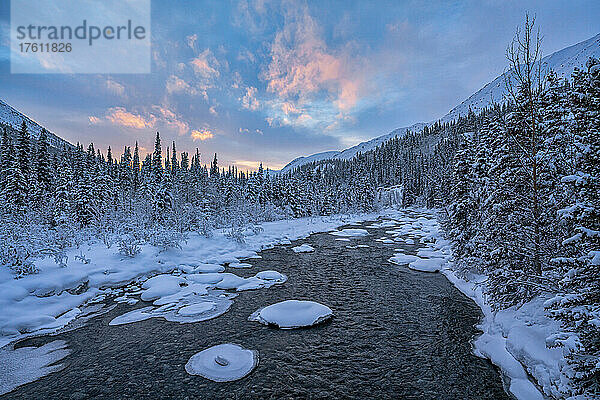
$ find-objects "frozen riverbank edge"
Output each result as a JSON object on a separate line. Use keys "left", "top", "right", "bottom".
{"left": 427, "top": 224, "right": 570, "bottom": 399}
{"left": 0, "top": 211, "right": 386, "bottom": 348}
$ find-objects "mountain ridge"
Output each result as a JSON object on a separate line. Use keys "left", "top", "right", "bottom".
{"left": 0, "top": 99, "right": 72, "bottom": 149}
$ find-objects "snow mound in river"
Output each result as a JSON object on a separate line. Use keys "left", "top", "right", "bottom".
{"left": 408, "top": 257, "right": 445, "bottom": 273}
{"left": 292, "top": 244, "right": 314, "bottom": 253}
{"left": 249, "top": 300, "right": 333, "bottom": 329}
{"left": 329, "top": 228, "right": 369, "bottom": 237}
{"left": 185, "top": 343, "right": 258, "bottom": 382}
{"left": 140, "top": 275, "right": 186, "bottom": 302}
{"left": 389, "top": 253, "right": 419, "bottom": 265}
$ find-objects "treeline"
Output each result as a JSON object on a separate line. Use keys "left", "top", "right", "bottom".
{"left": 0, "top": 124, "right": 377, "bottom": 276}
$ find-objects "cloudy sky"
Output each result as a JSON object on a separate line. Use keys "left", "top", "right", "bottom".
{"left": 0, "top": 1, "right": 598, "bottom": 170}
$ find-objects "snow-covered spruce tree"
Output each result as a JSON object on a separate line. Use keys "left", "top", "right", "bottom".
{"left": 0, "top": 127, "right": 11, "bottom": 194}
{"left": 546, "top": 58, "right": 600, "bottom": 397}
{"left": 132, "top": 141, "right": 141, "bottom": 190}
{"left": 482, "top": 15, "right": 557, "bottom": 308}
{"left": 34, "top": 129, "right": 53, "bottom": 201}
{"left": 446, "top": 131, "right": 476, "bottom": 263}
{"left": 3, "top": 135, "right": 28, "bottom": 210}
{"left": 16, "top": 121, "right": 31, "bottom": 192}
{"left": 73, "top": 165, "right": 97, "bottom": 227}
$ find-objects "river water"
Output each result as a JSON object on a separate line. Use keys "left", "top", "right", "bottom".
{"left": 4, "top": 214, "right": 510, "bottom": 399}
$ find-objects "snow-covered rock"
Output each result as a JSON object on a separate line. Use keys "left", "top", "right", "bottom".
{"left": 140, "top": 275, "right": 186, "bottom": 302}
{"left": 185, "top": 343, "right": 258, "bottom": 382}
{"left": 228, "top": 262, "right": 252, "bottom": 269}
{"left": 388, "top": 253, "right": 419, "bottom": 265}
{"left": 215, "top": 273, "right": 248, "bottom": 290}
{"left": 329, "top": 228, "right": 369, "bottom": 237}
{"left": 408, "top": 257, "right": 445, "bottom": 273}
{"left": 194, "top": 264, "right": 225, "bottom": 273}
{"left": 249, "top": 300, "right": 333, "bottom": 329}
{"left": 177, "top": 302, "right": 217, "bottom": 316}
{"left": 255, "top": 270, "right": 286, "bottom": 281}
{"left": 186, "top": 273, "right": 224, "bottom": 284}
{"left": 292, "top": 244, "right": 315, "bottom": 253}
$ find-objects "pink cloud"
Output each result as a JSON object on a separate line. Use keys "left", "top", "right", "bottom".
{"left": 153, "top": 106, "right": 190, "bottom": 136}
{"left": 98, "top": 106, "right": 191, "bottom": 137}
{"left": 190, "top": 49, "right": 220, "bottom": 78}
{"left": 191, "top": 128, "right": 214, "bottom": 141}
{"left": 281, "top": 101, "right": 300, "bottom": 115}
{"left": 88, "top": 116, "right": 101, "bottom": 125}
{"left": 261, "top": 6, "right": 365, "bottom": 116}
{"left": 105, "top": 107, "right": 155, "bottom": 129}
{"left": 166, "top": 75, "right": 204, "bottom": 98}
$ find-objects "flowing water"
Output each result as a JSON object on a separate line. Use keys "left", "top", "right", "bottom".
{"left": 3, "top": 214, "right": 510, "bottom": 399}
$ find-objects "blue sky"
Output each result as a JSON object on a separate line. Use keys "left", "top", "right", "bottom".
{"left": 0, "top": 1, "right": 599, "bottom": 170}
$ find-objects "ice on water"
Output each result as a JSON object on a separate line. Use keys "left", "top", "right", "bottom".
{"left": 185, "top": 343, "right": 258, "bottom": 382}
{"left": 292, "top": 244, "right": 315, "bottom": 253}
{"left": 0, "top": 340, "right": 70, "bottom": 395}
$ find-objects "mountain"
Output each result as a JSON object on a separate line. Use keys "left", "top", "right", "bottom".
{"left": 279, "top": 32, "right": 600, "bottom": 174}
{"left": 0, "top": 99, "right": 72, "bottom": 149}
{"left": 440, "top": 32, "right": 600, "bottom": 124}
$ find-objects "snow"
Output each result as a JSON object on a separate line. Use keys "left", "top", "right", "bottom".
{"left": 407, "top": 257, "right": 444, "bottom": 273}
{"left": 194, "top": 264, "right": 225, "bottom": 273}
{"left": 140, "top": 275, "right": 186, "bottom": 302}
{"left": 177, "top": 302, "right": 217, "bottom": 316}
{"left": 215, "top": 273, "right": 248, "bottom": 290}
{"left": 249, "top": 300, "right": 333, "bottom": 329}
{"left": 0, "top": 99, "right": 72, "bottom": 148}
{"left": 346, "top": 244, "right": 370, "bottom": 249}
{"left": 0, "top": 212, "right": 379, "bottom": 347}
{"left": 109, "top": 292, "right": 233, "bottom": 326}
{"left": 292, "top": 244, "right": 315, "bottom": 253}
{"left": 255, "top": 270, "right": 286, "bottom": 281}
{"left": 186, "top": 273, "right": 224, "bottom": 284}
{"left": 228, "top": 262, "right": 252, "bottom": 269}
{"left": 0, "top": 340, "right": 70, "bottom": 395}
{"left": 443, "top": 266, "right": 571, "bottom": 398}
{"left": 388, "top": 253, "right": 419, "bottom": 265}
{"left": 329, "top": 228, "right": 369, "bottom": 237}
{"left": 185, "top": 343, "right": 258, "bottom": 382}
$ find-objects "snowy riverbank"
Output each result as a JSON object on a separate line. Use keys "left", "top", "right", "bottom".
{"left": 0, "top": 212, "right": 382, "bottom": 348}
{"left": 398, "top": 210, "right": 572, "bottom": 399}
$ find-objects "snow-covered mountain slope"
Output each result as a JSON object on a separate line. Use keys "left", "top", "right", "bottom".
{"left": 280, "top": 151, "right": 341, "bottom": 174}
{"left": 279, "top": 32, "right": 600, "bottom": 173}
{"left": 0, "top": 99, "right": 72, "bottom": 149}
{"left": 278, "top": 122, "right": 427, "bottom": 174}
{"left": 442, "top": 32, "right": 600, "bottom": 123}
